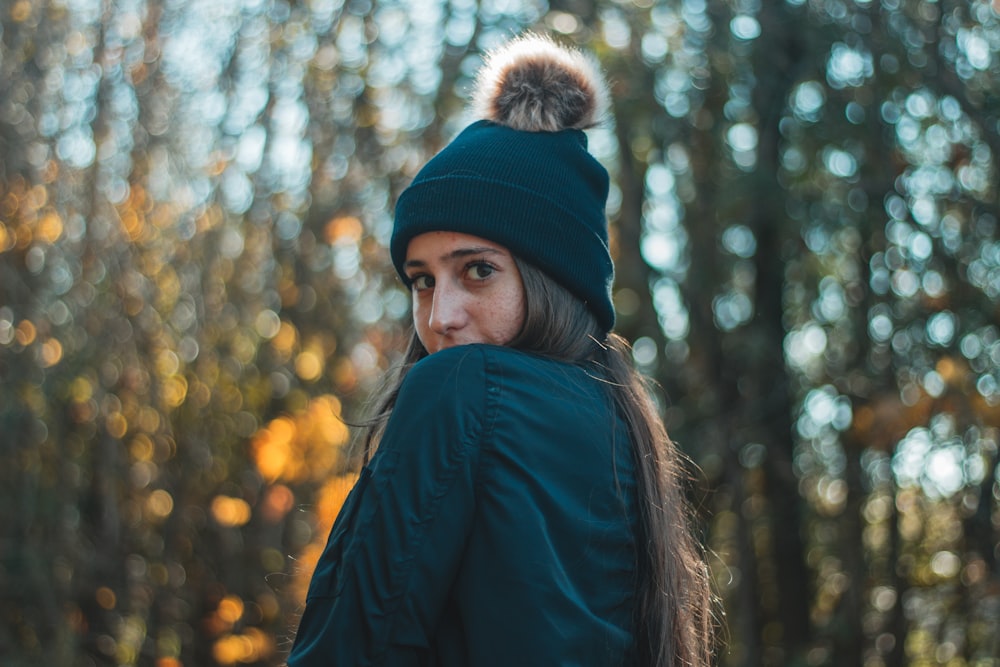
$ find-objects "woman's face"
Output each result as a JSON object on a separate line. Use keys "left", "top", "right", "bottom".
{"left": 404, "top": 231, "right": 526, "bottom": 354}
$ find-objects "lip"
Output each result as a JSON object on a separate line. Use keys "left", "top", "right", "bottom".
{"left": 428, "top": 338, "right": 474, "bottom": 354}
{"left": 432, "top": 340, "right": 456, "bottom": 353}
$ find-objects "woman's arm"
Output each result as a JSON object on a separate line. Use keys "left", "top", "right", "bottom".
{"left": 287, "top": 346, "right": 494, "bottom": 666}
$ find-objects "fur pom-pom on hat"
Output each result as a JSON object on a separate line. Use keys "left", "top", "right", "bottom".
{"left": 471, "top": 33, "right": 610, "bottom": 132}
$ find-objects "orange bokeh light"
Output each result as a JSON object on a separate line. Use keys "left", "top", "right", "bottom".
{"left": 260, "top": 484, "right": 295, "bottom": 523}
{"left": 211, "top": 496, "right": 252, "bottom": 527}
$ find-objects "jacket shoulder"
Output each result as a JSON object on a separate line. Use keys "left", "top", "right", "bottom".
{"left": 397, "top": 345, "right": 593, "bottom": 428}
{"left": 402, "top": 344, "right": 550, "bottom": 392}
{"left": 400, "top": 345, "right": 491, "bottom": 402}
{"left": 390, "top": 346, "right": 498, "bottom": 441}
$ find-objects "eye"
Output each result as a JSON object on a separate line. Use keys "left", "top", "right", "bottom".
{"left": 410, "top": 274, "right": 434, "bottom": 290}
{"left": 467, "top": 262, "right": 495, "bottom": 280}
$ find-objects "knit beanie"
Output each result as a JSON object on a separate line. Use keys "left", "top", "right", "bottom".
{"left": 391, "top": 33, "right": 616, "bottom": 333}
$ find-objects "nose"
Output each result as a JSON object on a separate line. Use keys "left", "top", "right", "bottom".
{"left": 428, "top": 281, "right": 468, "bottom": 335}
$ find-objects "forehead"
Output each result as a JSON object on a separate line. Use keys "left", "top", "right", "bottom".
{"left": 405, "top": 231, "right": 512, "bottom": 258}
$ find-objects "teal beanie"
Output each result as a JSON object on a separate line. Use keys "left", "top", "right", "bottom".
{"left": 390, "top": 34, "right": 615, "bottom": 333}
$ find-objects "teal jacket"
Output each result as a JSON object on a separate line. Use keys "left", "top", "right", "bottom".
{"left": 287, "top": 344, "right": 639, "bottom": 666}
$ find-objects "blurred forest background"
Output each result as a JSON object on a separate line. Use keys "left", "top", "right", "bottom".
{"left": 1, "top": 0, "right": 999, "bottom": 665}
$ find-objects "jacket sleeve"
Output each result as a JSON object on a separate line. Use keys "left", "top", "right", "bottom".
{"left": 287, "top": 346, "right": 494, "bottom": 667}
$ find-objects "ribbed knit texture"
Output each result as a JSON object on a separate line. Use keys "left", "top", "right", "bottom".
{"left": 391, "top": 120, "right": 615, "bottom": 333}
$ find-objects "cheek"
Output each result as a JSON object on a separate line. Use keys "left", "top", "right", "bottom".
{"left": 496, "top": 286, "right": 526, "bottom": 338}
{"left": 411, "top": 294, "right": 429, "bottom": 331}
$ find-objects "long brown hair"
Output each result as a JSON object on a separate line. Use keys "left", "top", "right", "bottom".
{"left": 360, "top": 259, "right": 716, "bottom": 666}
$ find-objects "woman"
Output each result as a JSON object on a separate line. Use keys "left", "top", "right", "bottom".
{"left": 288, "top": 34, "right": 715, "bottom": 666}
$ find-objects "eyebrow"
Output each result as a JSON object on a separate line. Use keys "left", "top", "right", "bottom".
{"left": 403, "top": 246, "right": 504, "bottom": 269}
